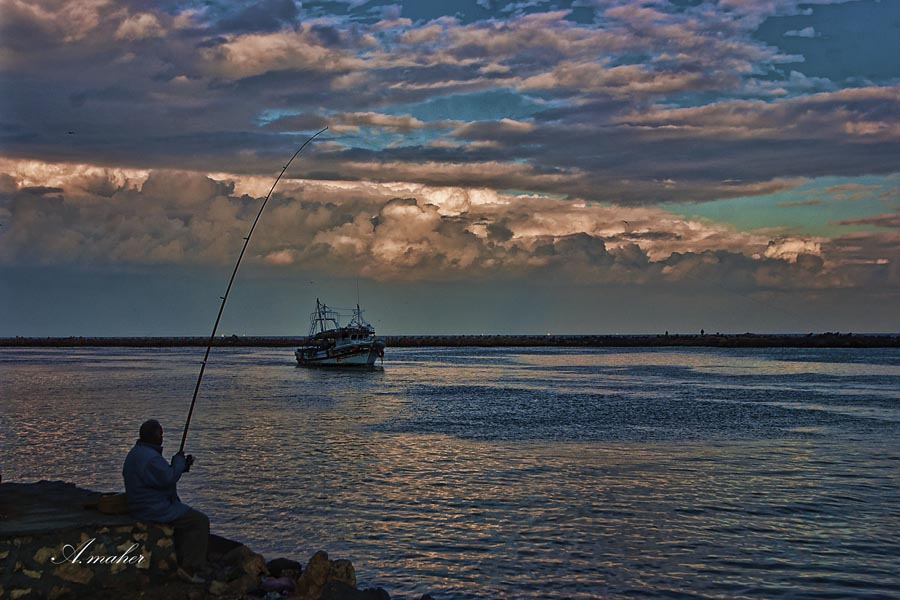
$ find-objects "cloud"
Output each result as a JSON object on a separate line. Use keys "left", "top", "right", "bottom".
{"left": 716, "top": 0, "right": 847, "bottom": 27}
{"left": 784, "top": 26, "right": 816, "bottom": 38}
{"left": 777, "top": 198, "right": 820, "bottom": 207}
{"left": 197, "top": 28, "right": 366, "bottom": 79}
{"left": 0, "top": 161, "right": 867, "bottom": 290}
{"left": 761, "top": 237, "right": 822, "bottom": 262}
{"left": 214, "top": 0, "right": 299, "bottom": 34}
{"left": 822, "top": 229, "right": 900, "bottom": 284}
{"left": 114, "top": 13, "right": 164, "bottom": 41}
{"left": 831, "top": 213, "right": 900, "bottom": 229}
{"left": 520, "top": 61, "right": 715, "bottom": 97}
{"left": 617, "top": 87, "right": 900, "bottom": 141}
{"left": 332, "top": 112, "right": 432, "bottom": 132}
{"left": 1, "top": 0, "right": 898, "bottom": 217}
{"left": 0, "top": 0, "right": 112, "bottom": 46}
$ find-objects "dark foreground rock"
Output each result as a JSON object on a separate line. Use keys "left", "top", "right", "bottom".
{"left": 0, "top": 481, "right": 429, "bottom": 600}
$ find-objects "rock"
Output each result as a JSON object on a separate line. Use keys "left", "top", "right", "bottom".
{"left": 222, "top": 544, "right": 268, "bottom": 578}
{"left": 10, "top": 588, "right": 32, "bottom": 599}
{"left": 226, "top": 573, "right": 260, "bottom": 596}
{"left": 32, "top": 547, "right": 56, "bottom": 565}
{"left": 292, "top": 551, "right": 331, "bottom": 600}
{"left": 267, "top": 557, "right": 303, "bottom": 578}
{"left": 306, "top": 550, "right": 331, "bottom": 587}
{"left": 329, "top": 559, "right": 356, "bottom": 588}
{"left": 261, "top": 576, "right": 297, "bottom": 594}
{"left": 320, "top": 580, "right": 361, "bottom": 600}
{"left": 289, "top": 552, "right": 369, "bottom": 600}
{"left": 136, "top": 547, "right": 151, "bottom": 570}
{"left": 55, "top": 562, "right": 93, "bottom": 585}
{"left": 320, "top": 581, "right": 394, "bottom": 600}
{"left": 420, "top": 595, "right": 435, "bottom": 600}
{"left": 48, "top": 585, "right": 71, "bottom": 600}
{"left": 209, "top": 580, "right": 228, "bottom": 596}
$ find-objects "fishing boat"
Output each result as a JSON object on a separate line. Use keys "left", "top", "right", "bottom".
{"left": 295, "top": 299, "right": 386, "bottom": 367}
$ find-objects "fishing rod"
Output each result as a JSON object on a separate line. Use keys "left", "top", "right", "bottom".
{"left": 179, "top": 126, "right": 328, "bottom": 453}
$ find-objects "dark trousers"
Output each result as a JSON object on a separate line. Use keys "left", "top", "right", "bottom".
{"left": 170, "top": 508, "right": 209, "bottom": 570}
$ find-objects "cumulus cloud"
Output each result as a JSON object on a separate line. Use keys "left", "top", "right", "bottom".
{"left": 761, "top": 237, "right": 822, "bottom": 262}
{"left": 114, "top": 13, "right": 164, "bottom": 41}
{"left": 0, "top": 0, "right": 112, "bottom": 45}
{"left": 0, "top": 162, "right": 867, "bottom": 290}
{"left": 197, "top": 29, "right": 366, "bottom": 78}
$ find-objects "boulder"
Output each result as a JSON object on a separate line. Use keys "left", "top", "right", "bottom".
{"left": 267, "top": 557, "right": 303, "bottom": 578}
{"left": 329, "top": 559, "right": 356, "bottom": 588}
{"left": 290, "top": 551, "right": 372, "bottom": 600}
{"left": 222, "top": 544, "right": 267, "bottom": 578}
{"left": 306, "top": 550, "right": 331, "bottom": 587}
{"left": 320, "top": 581, "right": 394, "bottom": 600}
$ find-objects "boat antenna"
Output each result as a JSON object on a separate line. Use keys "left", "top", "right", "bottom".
{"left": 178, "top": 126, "right": 328, "bottom": 453}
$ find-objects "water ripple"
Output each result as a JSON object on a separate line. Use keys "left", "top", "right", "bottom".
{"left": 2, "top": 347, "right": 899, "bottom": 599}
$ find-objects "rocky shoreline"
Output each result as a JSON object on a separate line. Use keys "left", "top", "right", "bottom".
{"left": 0, "top": 481, "right": 434, "bottom": 600}
{"left": 2, "top": 332, "right": 899, "bottom": 348}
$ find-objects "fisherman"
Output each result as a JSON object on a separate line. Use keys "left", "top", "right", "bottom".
{"left": 122, "top": 419, "right": 208, "bottom": 584}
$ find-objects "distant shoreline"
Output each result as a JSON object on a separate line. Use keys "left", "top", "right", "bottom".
{"left": 2, "top": 333, "right": 900, "bottom": 348}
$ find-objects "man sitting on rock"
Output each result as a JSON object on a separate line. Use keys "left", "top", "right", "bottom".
{"left": 123, "top": 418, "right": 209, "bottom": 584}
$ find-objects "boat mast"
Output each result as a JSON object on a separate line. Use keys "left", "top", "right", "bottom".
{"left": 316, "top": 298, "right": 323, "bottom": 335}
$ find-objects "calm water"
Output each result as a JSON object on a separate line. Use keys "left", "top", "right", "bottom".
{"left": 2, "top": 346, "right": 899, "bottom": 599}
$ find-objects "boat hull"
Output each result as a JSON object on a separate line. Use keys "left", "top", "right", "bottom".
{"left": 295, "top": 341, "right": 384, "bottom": 367}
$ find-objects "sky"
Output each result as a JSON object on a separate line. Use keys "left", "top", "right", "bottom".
{"left": 1, "top": 0, "right": 899, "bottom": 335}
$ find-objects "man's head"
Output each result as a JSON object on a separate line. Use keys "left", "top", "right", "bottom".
{"left": 139, "top": 419, "right": 163, "bottom": 446}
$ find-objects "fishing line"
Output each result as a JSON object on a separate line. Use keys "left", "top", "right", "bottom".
{"left": 178, "top": 127, "right": 328, "bottom": 453}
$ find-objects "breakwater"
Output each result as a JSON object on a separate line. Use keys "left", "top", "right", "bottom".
{"left": 2, "top": 333, "right": 899, "bottom": 348}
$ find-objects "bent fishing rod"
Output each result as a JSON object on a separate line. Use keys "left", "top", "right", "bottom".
{"left": 178, "top": 126, "right": 328, "bottom": 454}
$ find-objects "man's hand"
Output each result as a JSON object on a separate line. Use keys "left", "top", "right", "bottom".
{"left": 174, "top": 451, "right": 194, "bottom": 472}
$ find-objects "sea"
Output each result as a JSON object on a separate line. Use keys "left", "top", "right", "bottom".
{"left": 1, "top": 346, "right": 899, "bottom": 599}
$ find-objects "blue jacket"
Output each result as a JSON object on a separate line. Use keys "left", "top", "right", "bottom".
{"left": 122, "top": 441, "right": 190, "bottom": 522}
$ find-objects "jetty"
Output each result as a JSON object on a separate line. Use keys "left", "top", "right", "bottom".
{"left": 1, "top": 333, "right": 898, "bottom": 348}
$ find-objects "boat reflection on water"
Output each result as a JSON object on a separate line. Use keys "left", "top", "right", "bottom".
{"left": 295, "top": 299, "right": 386, "bottom": 368}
